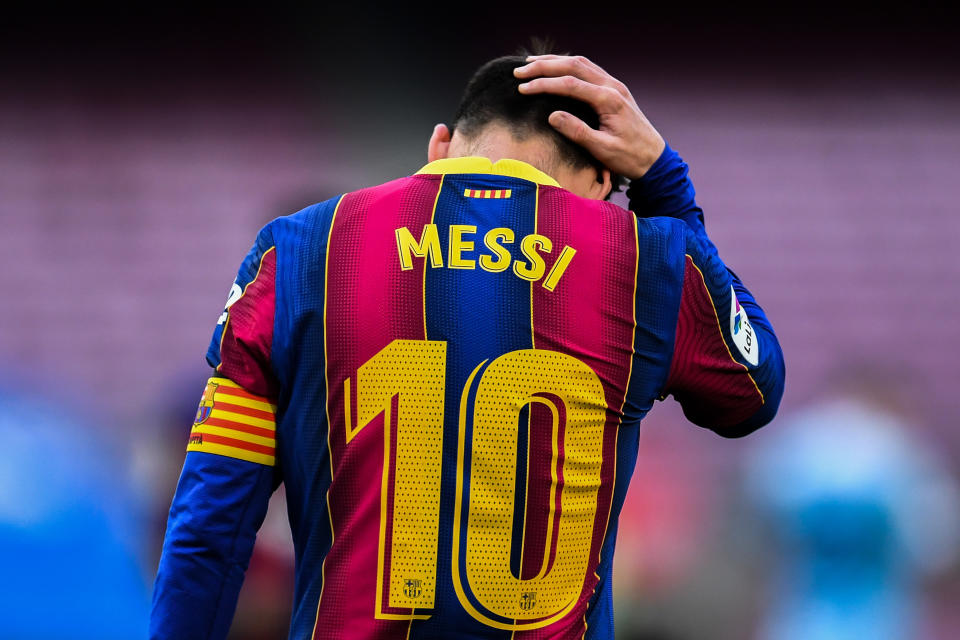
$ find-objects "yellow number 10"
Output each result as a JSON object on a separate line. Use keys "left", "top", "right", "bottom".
{"left": 345, "top": 339, "right": 608, "bottom": 630}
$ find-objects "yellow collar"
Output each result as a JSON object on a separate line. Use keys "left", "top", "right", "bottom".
{"left": 416, "top": 156, "right": 560, "bottom": 187}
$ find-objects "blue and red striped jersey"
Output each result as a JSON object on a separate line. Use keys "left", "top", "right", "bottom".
{"left": 151, "top": 147, "right": 785, "bottom": 640}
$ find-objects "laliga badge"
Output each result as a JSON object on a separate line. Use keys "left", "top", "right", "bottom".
{"left": 730, "top": 286, "right": 759, "bottom": 366}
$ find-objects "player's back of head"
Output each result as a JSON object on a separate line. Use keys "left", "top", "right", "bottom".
{"left": 451, "top": 53, "right": 624, "bottom": 193}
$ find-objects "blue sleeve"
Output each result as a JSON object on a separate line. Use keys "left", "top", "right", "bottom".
{"left": 631, "top": 146, "right": 786, "bottom": 436}
{"left": 627, "top": 144, "right": 706, "bottom": 236}
{"left": 151, "top": 219, "right": 282, "bottom": 638}
{"left": 150, "top": 452, "right": 275, "bottom": 640}
{"left": 206, "top": 223, "right": 279, "bottom": 398}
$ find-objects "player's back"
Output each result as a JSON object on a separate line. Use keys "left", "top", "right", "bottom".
{"left": 270, "top": 157, "right": 686, "bottom": 639}
{"left": 153, "top": 149, "right": 783, "bottom": 640}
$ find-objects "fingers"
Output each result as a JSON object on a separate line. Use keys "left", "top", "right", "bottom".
{"left": 548, "top": 110, "right": 609, "bottom": 151}
{"left": 515, "top": 62, "right": 609, "bottom": 99}
{"left": 518, "top": 75, "right": 622, "bottom": 113}
{"left": 513, "top": 54, "right": 661, "bottom": 179}
{"left": 525, "top": 54, "right": 602, "bottom": 74}
{"left": 515, "top": 54, "right": 632, "bottom": 101}
{"left": 515, "top": 55, "right": 606, "bottom": 85}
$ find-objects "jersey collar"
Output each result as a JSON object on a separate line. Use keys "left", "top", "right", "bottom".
{"left": 416, "top": 156, "right": 560, "bottom": 187}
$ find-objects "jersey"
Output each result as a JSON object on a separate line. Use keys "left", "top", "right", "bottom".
{"left": 150, "top": 146, "right": 785, "bottom": 640}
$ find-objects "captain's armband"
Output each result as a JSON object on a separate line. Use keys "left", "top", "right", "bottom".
{"left": 187, "top": 377, "right": 277, "bottom": 466}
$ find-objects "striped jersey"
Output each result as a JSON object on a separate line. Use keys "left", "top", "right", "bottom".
{"left": 151, "top": 147, "right": 785, "bottom": 639}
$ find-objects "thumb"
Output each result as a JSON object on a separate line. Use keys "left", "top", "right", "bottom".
{"left": 548, "top": 111, "right": 600, "bottom": 147}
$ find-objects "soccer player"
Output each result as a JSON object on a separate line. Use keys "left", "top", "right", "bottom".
{"left": 151, "top": 53, "right": 785, "bottom": 639}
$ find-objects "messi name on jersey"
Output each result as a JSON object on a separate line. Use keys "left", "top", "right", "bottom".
{"left": 394, "top": 223, "right": 577, "bottom": 292}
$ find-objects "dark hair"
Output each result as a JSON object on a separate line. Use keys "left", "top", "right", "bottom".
{"left": 452, "top": 54, "right": 624, "bottom": 194}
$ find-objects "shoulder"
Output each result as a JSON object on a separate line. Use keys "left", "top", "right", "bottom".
{"left": 268, "top": 194, "right": 343, "bottom": 241}
{"left": 267, "top": 176, "right": 432, "bottom": 262}
{"left": 277, "top": 176, "right": 435, "bottom": 231}
{"left": 537, "top": 187, "right": 690, "bottom": 268}
{"left": 634, "top": 215, "right": 688, "bottom": 249}
{"left": 544, "top": 188, "right": 688, "bottom": 239}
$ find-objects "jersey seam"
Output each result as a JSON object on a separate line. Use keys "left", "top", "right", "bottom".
{"left": 216, "top": 244, "right": 277, "bottom": 382}
{"left": 654, "top": 222, "right": 686, "bottom": 401}
{"left": 686, "top": 255, "right": 765, "bottom": 404}
{"left": 311, "top": 193, "right": 347, "bottom": 640}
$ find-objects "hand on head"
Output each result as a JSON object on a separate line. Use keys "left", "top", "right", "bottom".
{"left": 513, "top": 55, "right": 665, "bottom": 180}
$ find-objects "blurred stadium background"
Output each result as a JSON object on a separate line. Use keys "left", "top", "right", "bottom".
{"left": 1, "top": 4, "right": 958, "bottom": 639}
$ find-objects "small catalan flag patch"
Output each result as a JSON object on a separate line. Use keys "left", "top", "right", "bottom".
{"left": 187, "top": 377, "right": 277, "bottom": 466}
{"left": 463, "top": 188, "right": 512, "bottom": 199}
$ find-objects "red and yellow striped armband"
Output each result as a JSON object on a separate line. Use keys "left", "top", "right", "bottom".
{"left": 187, "top": 377, "right": 277, "bottom": 466}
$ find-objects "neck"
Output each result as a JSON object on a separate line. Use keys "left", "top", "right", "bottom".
{"left": 441, "top": 123, "right": 608, "bottom": 199}
{"left": 448, "top": 125, "right": 559, "bottom": 178}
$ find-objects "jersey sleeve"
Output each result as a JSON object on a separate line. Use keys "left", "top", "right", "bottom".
{"left": 630, "top": 145, "right": 786, "bottom": 437}
{"left": 206, "top": 223, "right": 279, "bottom": 398}
{"left": 626, "top": 143, "right": 705, "bottom": 233}
{"left": 150, "top": 224, "right": 281, "bottom": 640}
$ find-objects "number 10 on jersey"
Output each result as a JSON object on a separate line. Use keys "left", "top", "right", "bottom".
{"left": 344, "top": 339, "right": 608, "bottom": 630}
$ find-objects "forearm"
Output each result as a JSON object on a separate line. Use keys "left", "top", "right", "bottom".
{"left": 150, "top": 453, "right": 274, "bottom": 640}
{"left": 671, "top": 237, "right": 786, "bottom": 437}
{"left": 638, "top": 147, "right": 784, "bottom": 435}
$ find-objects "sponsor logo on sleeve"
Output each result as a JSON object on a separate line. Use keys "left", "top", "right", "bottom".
{"left": 730, "top": 286, "right": 759, "bottom": 366}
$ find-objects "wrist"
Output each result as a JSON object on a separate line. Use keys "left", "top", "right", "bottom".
{"left": 632, "top": 142, "right": 677, "bottom": 184}
{"left": 625, "top": 142, "right": 701, "bottom": 222}
{"left": 626, "top": 136, "right": 667, "bottom": 180}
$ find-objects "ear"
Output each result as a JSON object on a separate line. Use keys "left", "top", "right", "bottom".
{"left": 587, "top": 166, "right": 613, "bottom": 201}
{"left": 428, "top": 124, "right": 452, "bottom": 163}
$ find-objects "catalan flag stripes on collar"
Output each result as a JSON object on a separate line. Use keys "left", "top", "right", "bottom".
{"left": 463, "top": 188, "right": 512, "bottom": 199}
{"left": 187, "top": 376, "right": 277, "bottom": 466}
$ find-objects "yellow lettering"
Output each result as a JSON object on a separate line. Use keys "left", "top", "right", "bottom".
{"left": 396, "top": 225, "right": 573, "bottom": 290}
{"left": 542, "top": 246, "right": 576, "bottom": 291}
{"left": 479, "top": 227, "right": 514, "bottom": 273}
{"left": 395, "top": 224, "right": 443, "bottom": 271}
{"left": 449, "top": 225, "right": 477, "bottom": 269}
{"left": 513, "top": 234, "right": 552, "bottom": 282}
